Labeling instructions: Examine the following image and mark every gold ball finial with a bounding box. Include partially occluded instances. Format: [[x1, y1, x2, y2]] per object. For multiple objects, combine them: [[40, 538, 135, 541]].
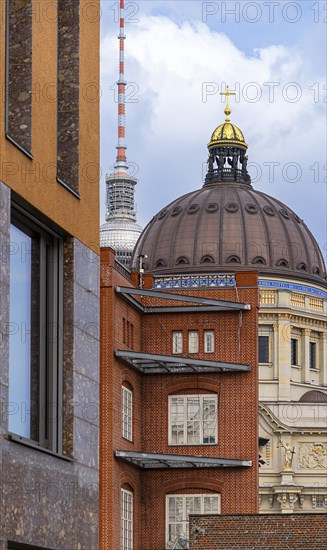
[[220, 85, 236, 122]]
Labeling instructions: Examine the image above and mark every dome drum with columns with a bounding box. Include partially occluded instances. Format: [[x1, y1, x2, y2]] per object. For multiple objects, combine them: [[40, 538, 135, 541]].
[[206, 87, 250, 185]]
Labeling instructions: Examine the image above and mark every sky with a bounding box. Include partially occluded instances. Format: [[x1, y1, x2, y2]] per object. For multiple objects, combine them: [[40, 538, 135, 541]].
[[100, 0, 327, 260]]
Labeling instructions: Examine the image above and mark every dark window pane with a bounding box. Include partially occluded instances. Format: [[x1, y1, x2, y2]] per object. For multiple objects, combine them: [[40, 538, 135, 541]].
[[310, 342, 316, 369], [291, 338, 298, 365], [258, 336, 269, 363], [6, 0, 32, 154]]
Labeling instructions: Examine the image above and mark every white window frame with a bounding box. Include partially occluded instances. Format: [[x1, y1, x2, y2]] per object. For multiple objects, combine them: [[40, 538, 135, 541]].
[[168, 394, 218, 446], [122, 386, 132, 441], [204, 330, 215, 353], [172, 331, 183, 354], [166, 493, 220, 549], [188, 330, 199, 353], [121, 488, 133, 550]]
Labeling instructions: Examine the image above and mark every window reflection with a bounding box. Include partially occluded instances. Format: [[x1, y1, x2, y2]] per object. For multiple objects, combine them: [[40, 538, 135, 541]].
[[9, 223, 39, 440]]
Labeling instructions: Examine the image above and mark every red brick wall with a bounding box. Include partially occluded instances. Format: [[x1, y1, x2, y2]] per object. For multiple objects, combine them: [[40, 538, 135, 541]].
[[189, 514, 327, 549], [100, 249, 143, 550], [100, 251, 259, 549]]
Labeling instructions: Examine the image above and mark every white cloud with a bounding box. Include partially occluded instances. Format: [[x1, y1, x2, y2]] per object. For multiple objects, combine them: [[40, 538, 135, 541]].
[[100, 14, 326, 255]]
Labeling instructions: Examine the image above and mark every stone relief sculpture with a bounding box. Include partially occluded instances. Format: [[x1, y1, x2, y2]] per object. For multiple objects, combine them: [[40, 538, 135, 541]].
[[298, 442, 327, 469]]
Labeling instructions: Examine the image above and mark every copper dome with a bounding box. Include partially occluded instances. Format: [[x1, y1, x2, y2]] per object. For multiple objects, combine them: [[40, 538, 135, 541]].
[[299, 390, 327, 403], [132, 181, 326, 284]]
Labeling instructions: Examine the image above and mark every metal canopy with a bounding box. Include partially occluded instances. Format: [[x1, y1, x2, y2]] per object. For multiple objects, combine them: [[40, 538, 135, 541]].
[[115, 450, 252, 469], [115, 350, 250, 374], [116, 286, 251, 313]]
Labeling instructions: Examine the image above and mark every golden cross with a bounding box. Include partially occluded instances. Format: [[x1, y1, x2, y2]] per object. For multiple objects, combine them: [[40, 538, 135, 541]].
[[220, 85, 236, 121]]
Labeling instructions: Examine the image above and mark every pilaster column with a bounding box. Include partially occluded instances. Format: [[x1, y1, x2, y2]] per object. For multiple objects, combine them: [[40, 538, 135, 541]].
[[273, 324, 278, 380], [278, 317, 291, 401], [320, 332, 327, 386], [302, 328, 311, 384]]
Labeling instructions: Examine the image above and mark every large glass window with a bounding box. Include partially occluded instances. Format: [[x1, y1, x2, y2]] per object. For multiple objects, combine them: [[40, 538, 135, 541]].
[[169, 395, 217, 445], [122, 385, 132, 441], [166, 493, 220, 549], [121, 488, 133, 550], [9, 208, 63, 452]]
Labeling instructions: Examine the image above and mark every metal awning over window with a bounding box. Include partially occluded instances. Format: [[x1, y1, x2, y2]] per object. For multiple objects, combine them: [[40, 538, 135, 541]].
[[115, 350, 250, 374], [116, 286, 251, 313], [115, 450, 252, 469]]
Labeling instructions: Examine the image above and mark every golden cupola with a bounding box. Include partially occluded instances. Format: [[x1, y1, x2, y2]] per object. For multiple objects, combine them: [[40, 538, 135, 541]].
[[205, 85, 250, 185], [208, 86, 248, 151], [208, 121, 247, 150]]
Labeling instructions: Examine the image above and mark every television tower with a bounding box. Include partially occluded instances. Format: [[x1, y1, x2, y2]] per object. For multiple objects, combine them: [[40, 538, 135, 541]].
[[100, 0, 142, 267]]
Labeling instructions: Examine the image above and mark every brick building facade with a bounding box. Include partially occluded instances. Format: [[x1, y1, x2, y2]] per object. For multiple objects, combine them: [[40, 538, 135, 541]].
[[188, 514, 327, 549], [100, 248, 259, 549]]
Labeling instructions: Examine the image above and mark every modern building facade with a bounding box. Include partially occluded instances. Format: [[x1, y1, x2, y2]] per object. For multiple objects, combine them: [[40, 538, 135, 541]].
[[100, 247, 259, 549], [0, 1, 100, 548], [132, 98, 327, 518]]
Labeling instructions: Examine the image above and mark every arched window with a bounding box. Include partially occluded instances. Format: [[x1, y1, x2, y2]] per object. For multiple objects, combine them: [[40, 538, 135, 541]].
[[121, 487, 133, 550], [176, 256, 190, 265], [276, 259, 289, 268], [252, 256, 266, 265], [226, 255, 241, 264], [200, 255, 215, 264], [122, 384, 133, 441], [155, 258, 167, 268], [166, 493, 220, 548]]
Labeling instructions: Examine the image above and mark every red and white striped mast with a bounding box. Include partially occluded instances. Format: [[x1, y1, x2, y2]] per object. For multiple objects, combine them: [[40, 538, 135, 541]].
[[105, 0, 138, 222], [115, 0, 128, 174]]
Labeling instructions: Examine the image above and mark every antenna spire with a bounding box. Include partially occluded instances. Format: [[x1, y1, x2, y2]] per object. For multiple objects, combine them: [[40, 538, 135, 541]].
[[116, 0, 127, 173]]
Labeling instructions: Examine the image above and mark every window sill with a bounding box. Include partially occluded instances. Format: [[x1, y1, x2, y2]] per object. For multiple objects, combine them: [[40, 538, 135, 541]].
[[291, 364, 302, 369], [168, 443, 218, 447], [56, 176, 80, 199], [5, 133, 34, 159], [6, 433, 74, 462]]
